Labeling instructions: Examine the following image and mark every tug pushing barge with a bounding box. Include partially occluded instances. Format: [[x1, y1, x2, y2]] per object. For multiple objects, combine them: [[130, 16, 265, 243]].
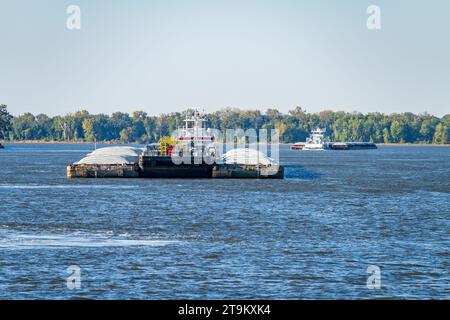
[[290, 128, 377, 151], [67, 111, 284, 179]]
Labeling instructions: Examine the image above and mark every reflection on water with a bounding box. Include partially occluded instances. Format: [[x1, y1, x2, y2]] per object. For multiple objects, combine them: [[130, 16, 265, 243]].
[[0, 144, 449, 299]]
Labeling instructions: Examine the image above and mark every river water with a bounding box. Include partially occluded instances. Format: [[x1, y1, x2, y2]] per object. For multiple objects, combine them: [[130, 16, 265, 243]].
[[0, 144, 449, 299]]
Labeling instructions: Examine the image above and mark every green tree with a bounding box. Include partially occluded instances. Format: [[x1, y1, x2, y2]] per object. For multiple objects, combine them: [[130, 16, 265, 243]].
[[35, 114, 53, 140], [442, 126, 449, 144], [119, 128, 132, 143], [420, 120, 433, 143], [442, 114, 450, 125], [61, 114, 76, 141], [390, 120, 405, 143], [110, 112, 132, 140], [12, 113, 37, 140], [433, 124, 449, 144], [5, 108, 450, 144], [82, 118, 95, 141], [92, 114, 112, 141], [73, 110, 90, 140], [0, 104, 13, 140], [383, 128, 390, 143]]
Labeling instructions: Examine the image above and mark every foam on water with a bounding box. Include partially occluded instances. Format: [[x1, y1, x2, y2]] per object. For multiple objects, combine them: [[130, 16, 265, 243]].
[[0, 232, 180, 248], [0, 185, 136, 189]]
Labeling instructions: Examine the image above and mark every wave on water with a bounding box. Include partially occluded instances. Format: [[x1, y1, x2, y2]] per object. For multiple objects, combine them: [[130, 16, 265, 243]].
[[0, 185, 137, 190], [0, 232, 180, 248], [3, 147, 93, 153], [284, 166, 321, 180]]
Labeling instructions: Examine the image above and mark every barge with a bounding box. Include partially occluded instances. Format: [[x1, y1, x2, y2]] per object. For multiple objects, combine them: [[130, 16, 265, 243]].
[[67, 163, 140, 178], [67, 111, 284, 179], [328, 142, 377, 150]]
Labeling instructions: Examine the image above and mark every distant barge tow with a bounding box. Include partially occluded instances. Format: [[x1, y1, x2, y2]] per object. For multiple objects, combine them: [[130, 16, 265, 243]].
[[290, 128, 377, 151]]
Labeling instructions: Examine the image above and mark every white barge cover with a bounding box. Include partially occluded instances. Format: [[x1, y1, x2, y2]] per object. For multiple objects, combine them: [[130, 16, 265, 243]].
[[221, 148, 278, 166], [75, 146, 143, 165]]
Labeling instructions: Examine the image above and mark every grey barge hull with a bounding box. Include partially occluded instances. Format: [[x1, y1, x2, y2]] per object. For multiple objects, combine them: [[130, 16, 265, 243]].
[[328, 142, 377, 150], [67, 163, 140, 178], [67, 156, 284, 179], [139, 156, 213, 178], [212, 163, 284, 179]]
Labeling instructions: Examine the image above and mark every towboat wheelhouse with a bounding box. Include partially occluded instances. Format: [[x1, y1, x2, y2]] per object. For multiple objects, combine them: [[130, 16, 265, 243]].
[[173, 110, 216, 158]]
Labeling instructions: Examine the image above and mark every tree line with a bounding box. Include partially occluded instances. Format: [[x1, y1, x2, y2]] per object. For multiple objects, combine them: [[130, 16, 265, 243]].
[[1, 104, 449, 144]]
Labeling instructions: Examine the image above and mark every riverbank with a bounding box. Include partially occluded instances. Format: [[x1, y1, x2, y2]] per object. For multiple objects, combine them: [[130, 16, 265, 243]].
[[378, 143, 450, 147]]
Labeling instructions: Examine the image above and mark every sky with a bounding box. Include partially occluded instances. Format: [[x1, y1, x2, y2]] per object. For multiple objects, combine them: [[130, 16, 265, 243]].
[[0, 0, 449, 117]]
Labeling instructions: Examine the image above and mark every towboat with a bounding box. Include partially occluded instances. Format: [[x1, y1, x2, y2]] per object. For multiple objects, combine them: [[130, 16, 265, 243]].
[[290, 128, 377, 151], [139, 110, 216, 178], [302, 128, 328, 151], [68, 110, 284, 179]]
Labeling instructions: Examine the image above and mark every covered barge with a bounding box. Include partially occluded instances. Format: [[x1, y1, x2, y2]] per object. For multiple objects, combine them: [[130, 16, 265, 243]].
[[67, 111, 284, 179], [67, 152, 283, 179]]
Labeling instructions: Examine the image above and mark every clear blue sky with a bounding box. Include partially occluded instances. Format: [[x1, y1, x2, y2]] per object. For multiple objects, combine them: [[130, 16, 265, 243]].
[[1, 0, 449, 116]]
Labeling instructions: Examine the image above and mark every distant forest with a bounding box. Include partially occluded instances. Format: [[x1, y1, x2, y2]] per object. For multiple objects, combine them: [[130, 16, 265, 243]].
[[1, 104, 450, 144]]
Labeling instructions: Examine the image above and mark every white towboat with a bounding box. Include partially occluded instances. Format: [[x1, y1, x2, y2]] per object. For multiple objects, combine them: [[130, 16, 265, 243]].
[[302, 128, 328, 151], [174, 110, 216, 158], [290, 128, 378, 151]]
